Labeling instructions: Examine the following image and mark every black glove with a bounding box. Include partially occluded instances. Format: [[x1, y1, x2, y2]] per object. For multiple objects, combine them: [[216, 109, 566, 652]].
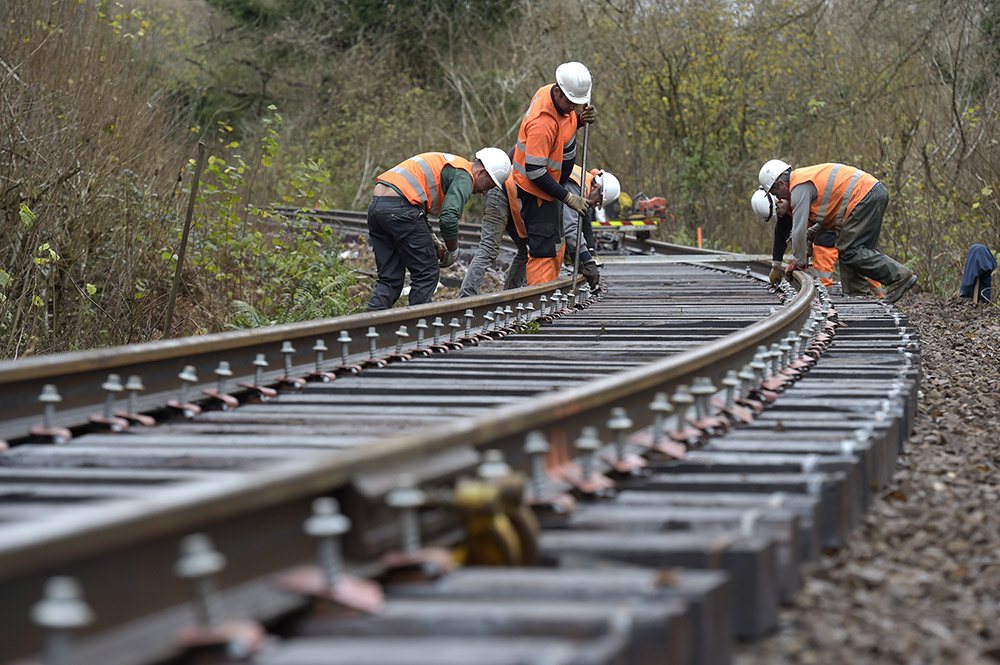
[[564, 192, 590, 216], [581, 260, 600, 290], [769, 261, 783, 285], [580, 104, 598, 124]]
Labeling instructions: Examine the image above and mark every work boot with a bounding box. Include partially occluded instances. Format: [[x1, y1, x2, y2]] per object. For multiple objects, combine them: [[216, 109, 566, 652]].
[[884, 269, 917, 304]]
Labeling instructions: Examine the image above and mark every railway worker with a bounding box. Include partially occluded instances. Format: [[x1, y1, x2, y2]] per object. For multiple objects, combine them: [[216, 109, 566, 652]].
[[366, 148, 511, 310], [752, 187, 884, 296], [513, 61, 598, 285], [562, 166, 621, 292], [757, 160, 917, 304], [459, 151, 530, 297]]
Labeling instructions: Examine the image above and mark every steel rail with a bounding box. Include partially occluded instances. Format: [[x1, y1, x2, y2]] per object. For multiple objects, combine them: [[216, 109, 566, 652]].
[[0, 279, 581, 444], [0, 267, 813, 580]]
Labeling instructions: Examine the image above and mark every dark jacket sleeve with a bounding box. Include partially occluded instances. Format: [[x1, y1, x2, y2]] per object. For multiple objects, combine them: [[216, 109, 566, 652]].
[[772, 214, 792, 263]]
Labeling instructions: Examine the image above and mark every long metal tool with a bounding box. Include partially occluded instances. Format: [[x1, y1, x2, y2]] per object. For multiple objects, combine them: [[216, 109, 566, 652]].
[[570, 121, 591, 301]]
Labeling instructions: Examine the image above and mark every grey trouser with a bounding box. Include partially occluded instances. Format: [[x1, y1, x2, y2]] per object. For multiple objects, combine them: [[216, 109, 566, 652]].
[[836, 183, 909, 295], [459, 187, 528, 297], [366, 196, 439, 310]]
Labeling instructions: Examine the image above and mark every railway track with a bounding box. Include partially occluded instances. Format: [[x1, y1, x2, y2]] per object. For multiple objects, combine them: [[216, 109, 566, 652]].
[[0, 249, 919, 665]]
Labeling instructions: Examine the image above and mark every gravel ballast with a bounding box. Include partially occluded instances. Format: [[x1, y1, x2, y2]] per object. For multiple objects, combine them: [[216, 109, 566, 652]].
[[736, 293, 1000, 665]]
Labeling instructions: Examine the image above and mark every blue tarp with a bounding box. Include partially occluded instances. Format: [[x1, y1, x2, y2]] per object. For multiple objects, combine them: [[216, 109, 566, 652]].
[[959, 243, 996, 301]]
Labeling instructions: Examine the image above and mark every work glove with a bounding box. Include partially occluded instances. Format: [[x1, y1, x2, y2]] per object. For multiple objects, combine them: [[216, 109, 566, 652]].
[[580, 260, 601, 290], [580, 104, 598, 124], [785, 259, 808, 279], [769, 261, 784, 285], [439, 248, 459, 268], [563, 192, 590, 216]]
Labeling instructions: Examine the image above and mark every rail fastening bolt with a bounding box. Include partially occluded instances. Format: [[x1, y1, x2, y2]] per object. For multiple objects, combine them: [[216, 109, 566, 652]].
[[415, 319, 428, 346], [395, 326, 408, 355], [670, 385, 695, 431], [432, 317, 445, 344], [607, 407, 632, 463], [31, 576, 94, 665], [477, 449, 511, 480], [125, 375, 145, 415], [337, 331, 352, 365], [464, 309, 474, 338], [575, 426, 601, 480], [386, 476, 426, 554], [690, 377, 716, 421], [304, 497, 350, 588], [366, 327, 379, 359], [252, 353, 268, 386], [313, 339, 328, 372], [214, 361, 233, 395], [524, 431, 550, 500], [177, 365, 198, 404], [101, 374, 123, 420], [649, 392, 673, 447], [174, 533, 226, 630]]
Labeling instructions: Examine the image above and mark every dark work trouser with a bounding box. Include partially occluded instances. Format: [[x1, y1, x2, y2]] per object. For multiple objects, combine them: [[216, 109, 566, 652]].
[[366, 196, 439, 310], [836, 183, 909, 294]]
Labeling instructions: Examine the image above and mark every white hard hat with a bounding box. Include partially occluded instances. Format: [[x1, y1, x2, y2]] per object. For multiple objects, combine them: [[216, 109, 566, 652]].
[[475, 147, 512, 188], [758, 159, 791, 192], [593, 171, 621, 208], [555, 62, 592, 105], [751, 187, 775, 221]]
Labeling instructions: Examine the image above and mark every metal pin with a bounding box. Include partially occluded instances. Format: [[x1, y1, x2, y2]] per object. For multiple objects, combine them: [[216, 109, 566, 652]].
[[464, 310, 474, 338], [174, 533, 226, 630], [386, 476, 425, 554], [524, 431, 550, 500], [504, 306, 513, 326], [281, 341, 296, 380], [477, 449, 511, 479], [482, 311, 494, 334], [101, 374, 123, 420], [415, 319, 428, 346], [304, 497, 350, 588], [38, 384, 62, 430], [737, 365, 756, 399], [515, 302, 525, 325], [394, 326, 409, 355], [670, 385, 694, 431], [214, 362, 232, 395], [575, 426, 601, 480], [433, 317, 445, 344], [607, 407, 633, 463], [449, 318, 461, 342], [539, 295, 549, 316], [721, 370, 740, 409], [366, 327, 379, 359], [649, 392, 673, 447], [690, 377, 716, 421], [177, 365, 198, 404], [252, 353, 268, 386], [125, 375, 144, 415], [525, 302, 536, 320], [338, 331, 352, 364], [313, 339, 328, 372], [31, 576, 94, 665]]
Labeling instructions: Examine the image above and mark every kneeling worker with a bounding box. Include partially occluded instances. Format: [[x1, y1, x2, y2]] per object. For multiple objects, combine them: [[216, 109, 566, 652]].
[[367, 148, 511, 310]]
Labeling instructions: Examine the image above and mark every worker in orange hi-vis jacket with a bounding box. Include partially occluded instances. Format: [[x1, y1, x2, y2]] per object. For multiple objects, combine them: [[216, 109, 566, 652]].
[[367, 149, 511, 310], [753, 187, 884, 296], [755, 160, 916, 304], [512, 62, 598, 286]]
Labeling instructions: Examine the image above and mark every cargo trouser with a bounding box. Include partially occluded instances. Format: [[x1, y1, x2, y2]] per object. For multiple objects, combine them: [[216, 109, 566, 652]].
[[459, 187, 528, 297], [518, 187, 564, 286], [366, 196, 439, 310], [835, 183, 908, 295]]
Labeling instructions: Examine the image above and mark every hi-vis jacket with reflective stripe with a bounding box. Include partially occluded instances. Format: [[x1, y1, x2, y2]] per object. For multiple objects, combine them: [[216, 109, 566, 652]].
[[513, 84, 580, 202], [377, 152, 473, 217], [790, 163, 878, 232], [568, 164, 596, 191]]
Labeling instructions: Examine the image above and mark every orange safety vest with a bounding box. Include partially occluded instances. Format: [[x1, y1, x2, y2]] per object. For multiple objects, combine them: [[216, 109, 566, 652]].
[[513, 84, 580, 202], [376, 152, 473, 217], [568, 165, 596, 195], [790, 164, 878, 232]]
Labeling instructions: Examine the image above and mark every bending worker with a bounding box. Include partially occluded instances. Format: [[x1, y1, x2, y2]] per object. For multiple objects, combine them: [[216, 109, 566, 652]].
[[751, 187, 884, 296], [513, 61, 598, 285], [562, 165, 621, 292], [757, 159, 917, 304], [459, 151, 529, 297], [367, 148, 511, 310]]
